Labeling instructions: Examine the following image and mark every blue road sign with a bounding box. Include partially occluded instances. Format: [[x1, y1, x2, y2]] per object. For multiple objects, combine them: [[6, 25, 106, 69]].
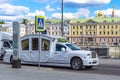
[[35, 16, 46, 32]]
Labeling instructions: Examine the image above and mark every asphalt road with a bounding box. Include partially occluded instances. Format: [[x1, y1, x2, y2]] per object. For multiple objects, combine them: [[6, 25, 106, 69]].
[[49, 63, 120, 76], [1, 60, 120, 77]]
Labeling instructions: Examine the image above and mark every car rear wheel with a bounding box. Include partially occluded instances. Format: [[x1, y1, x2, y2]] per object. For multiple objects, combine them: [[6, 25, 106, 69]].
[[71, 57, 83, 70]]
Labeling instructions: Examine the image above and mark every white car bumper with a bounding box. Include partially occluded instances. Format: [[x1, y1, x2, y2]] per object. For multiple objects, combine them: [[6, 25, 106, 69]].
[[83, 58, 99, 66]]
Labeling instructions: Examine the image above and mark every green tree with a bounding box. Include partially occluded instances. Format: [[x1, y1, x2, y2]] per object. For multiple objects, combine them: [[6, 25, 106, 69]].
[[0, 20, 5, 24], [21, 18, 28, 25]]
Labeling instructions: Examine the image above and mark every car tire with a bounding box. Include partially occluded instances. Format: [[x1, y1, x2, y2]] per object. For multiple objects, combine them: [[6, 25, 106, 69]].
[[71, 57, 83, 70]]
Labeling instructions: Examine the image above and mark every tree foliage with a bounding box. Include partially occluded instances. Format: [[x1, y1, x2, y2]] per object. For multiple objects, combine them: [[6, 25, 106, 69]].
[[21, 18, 28, 25], [0, 20, 5, 24]]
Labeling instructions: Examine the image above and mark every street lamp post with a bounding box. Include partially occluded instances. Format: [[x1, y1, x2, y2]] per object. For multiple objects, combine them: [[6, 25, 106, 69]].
[[61, 0, 64, 36]]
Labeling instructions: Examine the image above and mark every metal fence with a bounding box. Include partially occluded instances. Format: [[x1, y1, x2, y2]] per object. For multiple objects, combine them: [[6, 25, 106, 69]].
[[109, 46, 120, 59], [79, 45, 120, 59]]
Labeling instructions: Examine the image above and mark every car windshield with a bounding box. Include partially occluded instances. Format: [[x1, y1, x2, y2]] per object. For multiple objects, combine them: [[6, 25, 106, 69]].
[[65, 43, 81, 50]]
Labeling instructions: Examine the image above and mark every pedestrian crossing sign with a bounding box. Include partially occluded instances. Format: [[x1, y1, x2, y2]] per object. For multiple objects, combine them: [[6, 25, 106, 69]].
[[35, 16, 46, 32]]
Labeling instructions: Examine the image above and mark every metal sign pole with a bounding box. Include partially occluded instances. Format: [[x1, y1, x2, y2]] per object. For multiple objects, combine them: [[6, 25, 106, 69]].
[[35, 16, 46, 69], [38, 32, 41, 69]]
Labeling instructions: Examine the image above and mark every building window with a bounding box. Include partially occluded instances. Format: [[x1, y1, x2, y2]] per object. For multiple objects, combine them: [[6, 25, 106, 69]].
[[86, 32, 88, 34], [100, 25, 102, 29], [100, 38, 101, 42], [107, 31, 109, 35], [112, 38, 113, 42], [116, 25, 118, 29], [111, 31, 113, 35], [76, 32, 79, 35], [103, 25, 105, 29], [90, 32, 92, 34], [80, 32, 82, 35], [90, 26, 91, 29], [77, 26, 79, 29], [116, 31, 118, 35], [80, 26, 82, 29], [107, 25, 109, 29], [73, 32, 75, 35], [52, 32, 54, 35], [73, 26, 75, 29], [104, 32, 105, 35], [112, 25, 114, 28], [100, 32, 102, 35], [86, 26, 88, 29]]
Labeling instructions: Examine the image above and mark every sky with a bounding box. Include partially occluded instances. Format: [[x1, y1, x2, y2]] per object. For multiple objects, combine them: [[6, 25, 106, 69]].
[[0, 0, 120, 22]]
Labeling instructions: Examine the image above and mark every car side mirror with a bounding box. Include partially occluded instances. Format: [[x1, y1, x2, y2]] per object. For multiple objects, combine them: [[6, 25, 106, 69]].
[[61, 47, 66, 52]]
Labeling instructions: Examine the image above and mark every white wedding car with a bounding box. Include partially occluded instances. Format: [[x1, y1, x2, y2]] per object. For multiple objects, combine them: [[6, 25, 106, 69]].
[[4, 34, 98, 70]]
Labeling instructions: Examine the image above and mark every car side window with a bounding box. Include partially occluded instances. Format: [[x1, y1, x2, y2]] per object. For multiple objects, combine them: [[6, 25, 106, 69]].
[[41, 38, 50, 51], [3, 41, 11, 49], [56, 44, 66, 51], [21, 39, 29, 50], [32, 38, 38, 50]]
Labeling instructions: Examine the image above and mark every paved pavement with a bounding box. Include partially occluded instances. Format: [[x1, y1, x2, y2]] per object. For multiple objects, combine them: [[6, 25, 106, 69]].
[[0, 59, 120, 80], [99, 58, 120, 65]]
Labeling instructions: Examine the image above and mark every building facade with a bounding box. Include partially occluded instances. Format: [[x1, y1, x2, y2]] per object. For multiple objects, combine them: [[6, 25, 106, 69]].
[[46, 23, 61, 36], [70, 18, 120, 45], [0, 24, 26, 37]]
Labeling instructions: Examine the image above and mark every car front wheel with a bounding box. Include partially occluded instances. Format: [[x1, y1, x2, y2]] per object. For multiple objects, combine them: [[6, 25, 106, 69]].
[[71, 57, 83, 70]]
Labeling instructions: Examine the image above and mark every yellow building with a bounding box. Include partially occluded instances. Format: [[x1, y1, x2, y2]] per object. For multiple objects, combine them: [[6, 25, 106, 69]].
[[70, 18, 120, 45]]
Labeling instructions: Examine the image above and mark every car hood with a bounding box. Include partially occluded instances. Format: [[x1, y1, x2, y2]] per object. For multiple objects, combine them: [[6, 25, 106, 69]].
[[69, 50, 92, 55]]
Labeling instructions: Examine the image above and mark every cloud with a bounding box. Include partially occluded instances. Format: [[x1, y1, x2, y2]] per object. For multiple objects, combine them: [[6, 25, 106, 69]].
[[51, 8, 90, 19], [57, 7, 61, 11], [0, 15, 24, 21], [64, 0, 111, 4], [64, 0, 111, 7], [26, 10, 45, 17], [51, 13, 74, 19], [95, 8, 120, 17], [74, 8, 90, 18], [0, 0, 9, 4], [0, 3, 29, 21], [0, 4, 29, 16], [45, 5, 54, 12]]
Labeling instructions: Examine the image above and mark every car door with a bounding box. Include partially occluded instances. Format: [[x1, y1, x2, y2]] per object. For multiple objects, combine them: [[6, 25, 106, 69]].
[[40, 37, 51, 62], [29, 37, 39, 62], [52, 44, 68, 64], [20, 37, 33, 62]]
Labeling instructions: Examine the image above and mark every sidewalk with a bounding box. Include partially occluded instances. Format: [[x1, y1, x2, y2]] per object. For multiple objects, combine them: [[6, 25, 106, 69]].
[[99, 58, 120, 65], [0, 62, 120, 80]]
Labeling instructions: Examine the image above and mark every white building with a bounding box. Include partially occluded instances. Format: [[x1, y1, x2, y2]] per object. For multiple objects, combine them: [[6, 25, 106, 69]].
[[46, 23, 61, 36], [0, 23, 26, 37]]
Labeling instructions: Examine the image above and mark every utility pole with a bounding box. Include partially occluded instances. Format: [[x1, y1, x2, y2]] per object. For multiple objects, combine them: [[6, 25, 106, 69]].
[[61, 0, 64, 36]]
